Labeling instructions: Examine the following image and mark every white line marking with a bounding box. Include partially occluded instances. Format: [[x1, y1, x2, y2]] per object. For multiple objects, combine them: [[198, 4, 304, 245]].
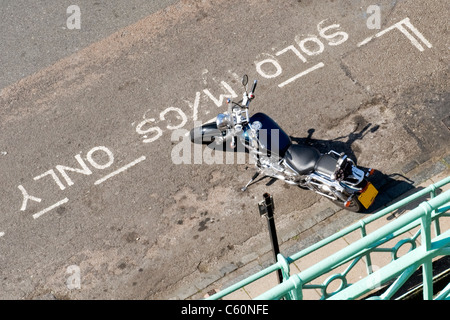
[[94, 156, 146, 185], [396, 20, 432, 51], [0, 232, 5, 238], [357, 17, 432, 51], [357, 36, 374, 47], [186, 91, 201, 122], [18, 184, 42, 211], [33, 198, 69, 220], [375, 23, 397, 38], [205, 116, 217, 124], [278, 62, 325, 88], [402, 19, 432, 49]]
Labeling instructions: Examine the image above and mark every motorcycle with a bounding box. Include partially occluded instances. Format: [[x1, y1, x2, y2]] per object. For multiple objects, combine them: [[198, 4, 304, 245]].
[[190, 75, 378, 212]]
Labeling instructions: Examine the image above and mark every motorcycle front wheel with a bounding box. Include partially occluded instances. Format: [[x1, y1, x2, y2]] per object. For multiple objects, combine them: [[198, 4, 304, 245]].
[[190, 123, 222, 144]]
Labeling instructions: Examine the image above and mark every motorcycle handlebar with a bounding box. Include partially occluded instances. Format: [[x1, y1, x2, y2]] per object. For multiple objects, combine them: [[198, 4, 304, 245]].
[[251, 80, 257, 94]]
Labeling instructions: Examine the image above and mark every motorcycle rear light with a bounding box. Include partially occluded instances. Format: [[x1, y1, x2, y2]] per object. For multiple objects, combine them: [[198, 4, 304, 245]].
[[366, 168, 375, 177]]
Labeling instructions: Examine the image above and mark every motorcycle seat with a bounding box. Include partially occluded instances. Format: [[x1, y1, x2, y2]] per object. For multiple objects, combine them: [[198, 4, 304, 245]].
[[285, 144, 321, 175], [314, 154, 339, 178]]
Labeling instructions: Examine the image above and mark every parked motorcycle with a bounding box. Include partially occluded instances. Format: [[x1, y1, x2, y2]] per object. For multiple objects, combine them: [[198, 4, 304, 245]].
[[190, 75, 378, 212]]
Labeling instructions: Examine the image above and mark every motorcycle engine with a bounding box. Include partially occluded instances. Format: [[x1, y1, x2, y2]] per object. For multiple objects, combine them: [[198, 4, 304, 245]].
[[258, 156, 283, 177], [258, 156, 300, 184]]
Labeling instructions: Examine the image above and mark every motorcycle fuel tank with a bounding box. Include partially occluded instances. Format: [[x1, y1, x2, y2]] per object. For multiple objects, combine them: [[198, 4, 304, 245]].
[[242, 112, 292, 156]]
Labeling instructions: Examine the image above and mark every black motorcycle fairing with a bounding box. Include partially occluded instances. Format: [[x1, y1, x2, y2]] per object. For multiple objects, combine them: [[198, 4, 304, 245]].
[[284, 144, 321, 175], [190, 122, 223, 143], [248, 113, 292, 157]]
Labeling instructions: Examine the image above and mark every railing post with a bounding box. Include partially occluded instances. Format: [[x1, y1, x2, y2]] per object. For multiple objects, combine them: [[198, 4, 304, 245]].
[[277, 254, 293, 300], [419, 202, 433, 300], [359, 220, 374, 276], [429, 184, 442, 237], [422, 260, 433, 300]]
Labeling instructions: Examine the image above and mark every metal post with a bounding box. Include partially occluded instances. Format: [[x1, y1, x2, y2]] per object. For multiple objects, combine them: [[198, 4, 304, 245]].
[[259, 193, 283, 284]]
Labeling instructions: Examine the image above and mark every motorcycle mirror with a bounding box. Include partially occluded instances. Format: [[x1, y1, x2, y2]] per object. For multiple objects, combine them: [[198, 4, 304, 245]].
[[242, 74, 248, 87], [370, 124, 380, 133]]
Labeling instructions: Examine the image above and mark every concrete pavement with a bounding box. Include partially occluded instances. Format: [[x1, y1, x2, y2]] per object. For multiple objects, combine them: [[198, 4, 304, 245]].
[[183, 151, 450, 300], [1, 0, 449, 300]]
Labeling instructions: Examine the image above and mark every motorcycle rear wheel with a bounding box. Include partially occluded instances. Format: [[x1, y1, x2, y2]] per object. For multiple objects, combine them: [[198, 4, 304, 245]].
[[332, 197, 363, 213]]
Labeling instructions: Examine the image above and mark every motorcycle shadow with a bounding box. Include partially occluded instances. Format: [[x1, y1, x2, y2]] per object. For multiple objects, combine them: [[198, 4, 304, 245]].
[[290, 124, 377, 164], [290, 126, 422, 214]]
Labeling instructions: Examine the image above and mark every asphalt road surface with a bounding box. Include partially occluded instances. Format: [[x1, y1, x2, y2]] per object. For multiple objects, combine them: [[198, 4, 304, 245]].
[[0, 0, 449, 299]]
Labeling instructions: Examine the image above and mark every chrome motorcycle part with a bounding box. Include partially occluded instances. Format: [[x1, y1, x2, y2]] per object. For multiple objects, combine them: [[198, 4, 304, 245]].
[[216, 113, 231, 131]]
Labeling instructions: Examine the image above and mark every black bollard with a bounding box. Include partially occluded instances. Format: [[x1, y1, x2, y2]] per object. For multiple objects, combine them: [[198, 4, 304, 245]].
[[258, 193, 283, 284]]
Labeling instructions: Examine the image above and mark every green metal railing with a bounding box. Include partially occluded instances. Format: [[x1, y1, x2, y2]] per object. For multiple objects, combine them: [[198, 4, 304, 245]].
[[206, 176, 450, 300]]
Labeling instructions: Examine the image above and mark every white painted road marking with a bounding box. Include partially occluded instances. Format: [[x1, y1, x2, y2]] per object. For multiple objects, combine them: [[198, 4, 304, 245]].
[[278, 62, 325, 88], [18, 184, 42, 211], [32, 198, 69, 220], [94, 156, 146, 185], [357, 18, 432, 51], [26, 154, 146, 219], [6, 15, 435, 235], [0, 232, 5, 238]]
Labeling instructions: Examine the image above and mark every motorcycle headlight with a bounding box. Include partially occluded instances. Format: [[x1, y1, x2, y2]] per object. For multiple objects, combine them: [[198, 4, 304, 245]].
[[216, 113, 230, 131]]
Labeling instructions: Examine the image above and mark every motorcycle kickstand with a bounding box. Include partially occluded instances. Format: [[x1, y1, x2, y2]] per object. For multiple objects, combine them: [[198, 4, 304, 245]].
[[241, 170, 262, 192]]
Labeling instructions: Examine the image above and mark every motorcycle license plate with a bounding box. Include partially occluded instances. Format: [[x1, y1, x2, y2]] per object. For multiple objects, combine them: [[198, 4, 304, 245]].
[[358, 183, 378, 209]]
